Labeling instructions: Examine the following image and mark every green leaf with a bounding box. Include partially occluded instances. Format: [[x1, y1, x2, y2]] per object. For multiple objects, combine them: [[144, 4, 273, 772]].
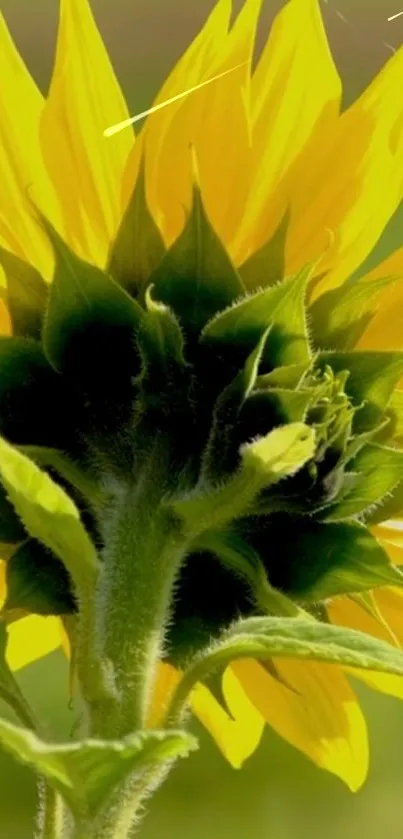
[[0, 721, 197, 818], [41, 220, 144, 381], [315, 350, 403, 431], [4, 540, 75, 616], [0, 337, 78, 450], [242, 515, 403, 601], [323, 443, 403, 521], [202, 267, 312, 368], [0, 437, 99, 590], [149, 181, 244, 332], [18, 446, 106, 508], [308, 275, 398, 350], [239, 211, 290, 291], [168, 615, 403, 722], [107, 155, 166, 295], [201, 328, 271, 482], [0, 248, 48, 340]]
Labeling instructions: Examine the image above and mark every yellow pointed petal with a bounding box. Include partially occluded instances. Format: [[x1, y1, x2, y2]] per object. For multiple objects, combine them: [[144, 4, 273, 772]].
[[6, 615, 62, 671], [354, 250, 403, 350], [328, 590, 403, 700], [232, 658, 368, 790], [124, 0, 261, 249], [0, 13, 62, 278], [232, 0, 341, 266], [122, 0, 232, 243], [286, 42, 403, 297], [191, 671, 264, 768], [40, 0, 133, 266], [371, 522, 403, 565]]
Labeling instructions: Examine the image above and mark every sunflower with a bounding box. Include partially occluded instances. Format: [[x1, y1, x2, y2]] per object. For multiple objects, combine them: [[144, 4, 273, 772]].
[[1, 0, 403, 807]]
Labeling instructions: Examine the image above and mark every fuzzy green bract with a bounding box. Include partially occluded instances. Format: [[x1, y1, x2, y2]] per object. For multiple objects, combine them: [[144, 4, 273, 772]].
[[0, 183, 403, 657]]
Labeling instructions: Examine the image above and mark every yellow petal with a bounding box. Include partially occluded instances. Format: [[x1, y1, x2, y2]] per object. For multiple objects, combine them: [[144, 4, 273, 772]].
[[40, 0, 133, 266], [232, 658, 368, 790], [124, 0, 260, 249], [6, 615, 62, 671], [122, 0, 232, 243], [0, 559, 6, 607], [328, 590, 403, 701], [147, 662, 182, 728], [0, 299, 11, 335], [0, 13, 62, 278], [286, 42, 403, 297], [191, 670, 264, 768], [354, 250, 403, 350], [232, 0, 341, 266], [371, 522, 403, 565]]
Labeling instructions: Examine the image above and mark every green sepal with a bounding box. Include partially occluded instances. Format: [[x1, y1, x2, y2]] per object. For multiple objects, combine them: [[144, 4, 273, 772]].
[[149, 180, 244, 333], [308, 275, 398, 350], [378, 389, 403, 444], [315, 350, 403, 431], [322, 443, 403, 521], [364, 479, 403, 525], [0, 721, 197, 819], [195, 528, 305, 618], [168, 616, 403, 723], [41, 219, 144, 383], [238, 386, 316, 432], [107, 155, 166, 295], [200, 328, 271, 482], [0, 436, 99, 592], [239, 211, 290, 291], [171, 423, 315, 538], [135, 285, 186, 379], [0, 337, 78, 449], [256, 362, 310, 390], [241, 515, 403, 601], [343, 421, 390, 462], [0, 248, 48, 340], [0, 482, 26, 544], [3, 539, 75, 616], [202, 267, 312, 369]]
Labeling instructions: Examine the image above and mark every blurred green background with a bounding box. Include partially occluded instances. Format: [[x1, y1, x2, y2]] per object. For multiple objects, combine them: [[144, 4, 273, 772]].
[[1, 0, 403, 836]]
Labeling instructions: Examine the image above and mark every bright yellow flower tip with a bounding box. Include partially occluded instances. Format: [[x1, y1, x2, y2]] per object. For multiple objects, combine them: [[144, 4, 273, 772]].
[[328, 590, 403, 702], [123, 0, 260, 249], [230, 658, 368, 791], [355, 250, 403, 351], [192, 669, 264, 768], [40, 0, 134, 267], [5, 615, 62, 672], [231, 0, 341, 266], [0, 559, 63, 670], [149, 662, 264, 769], [371, 523, 403, 566], [0, 13, 62, 279], [286, 40, 403, 296]]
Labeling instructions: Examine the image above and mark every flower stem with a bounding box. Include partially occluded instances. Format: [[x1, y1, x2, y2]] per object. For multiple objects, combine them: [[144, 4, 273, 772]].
[[100, 497, 187, 735], [35, 784, 70, 839], [94, 443, 190, 738]]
